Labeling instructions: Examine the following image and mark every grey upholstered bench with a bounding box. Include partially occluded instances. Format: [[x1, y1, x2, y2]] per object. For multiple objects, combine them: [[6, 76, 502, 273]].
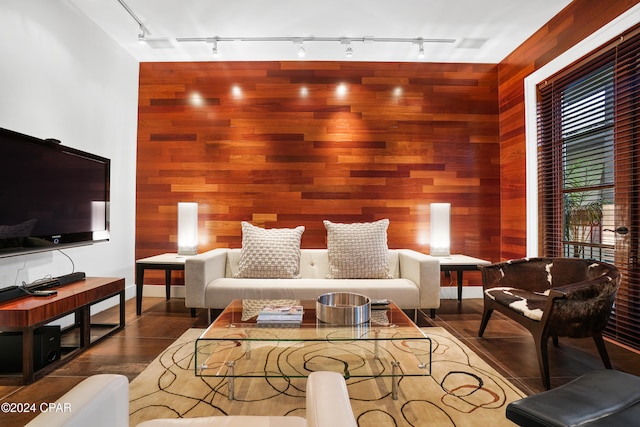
[[506, 369, 640, 426]]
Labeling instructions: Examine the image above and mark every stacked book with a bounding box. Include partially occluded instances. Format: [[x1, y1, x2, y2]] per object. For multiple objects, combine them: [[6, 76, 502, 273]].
[[256, 305, 304, 326]]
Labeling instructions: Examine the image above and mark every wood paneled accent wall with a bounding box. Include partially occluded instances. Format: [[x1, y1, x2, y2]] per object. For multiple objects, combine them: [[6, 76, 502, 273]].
[[497, 0, 639, 259], [136, 62, 499, 277]]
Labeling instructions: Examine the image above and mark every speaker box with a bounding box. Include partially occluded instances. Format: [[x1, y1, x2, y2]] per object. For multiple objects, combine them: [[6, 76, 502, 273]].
[[0, 326, 61, 373]]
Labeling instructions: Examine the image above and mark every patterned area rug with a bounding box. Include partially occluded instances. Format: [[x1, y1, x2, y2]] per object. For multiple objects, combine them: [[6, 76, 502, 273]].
[[129, 327, 524, 426]]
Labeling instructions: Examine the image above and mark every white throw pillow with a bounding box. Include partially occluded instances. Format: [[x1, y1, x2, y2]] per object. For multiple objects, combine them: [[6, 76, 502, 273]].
[[324, 219, 392, 279], [235, 222, 305, 278]]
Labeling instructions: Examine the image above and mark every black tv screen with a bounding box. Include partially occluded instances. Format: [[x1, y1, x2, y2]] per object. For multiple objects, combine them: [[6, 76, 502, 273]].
[[0, 127, 110, 257]]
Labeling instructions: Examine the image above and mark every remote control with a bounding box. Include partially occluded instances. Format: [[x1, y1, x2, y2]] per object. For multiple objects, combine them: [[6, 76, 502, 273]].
[[32, 290, 57, 297]]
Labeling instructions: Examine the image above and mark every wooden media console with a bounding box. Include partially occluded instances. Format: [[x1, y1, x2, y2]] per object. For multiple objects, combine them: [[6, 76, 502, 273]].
[[0, 277, 125, 384]]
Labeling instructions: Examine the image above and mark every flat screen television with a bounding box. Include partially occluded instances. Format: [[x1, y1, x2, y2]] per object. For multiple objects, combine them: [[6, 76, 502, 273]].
[[0, 127, 110, 258]]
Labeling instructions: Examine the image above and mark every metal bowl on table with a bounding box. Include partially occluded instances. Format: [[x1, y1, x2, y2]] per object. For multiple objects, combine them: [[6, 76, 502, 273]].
[[316, 292, 371, 325]]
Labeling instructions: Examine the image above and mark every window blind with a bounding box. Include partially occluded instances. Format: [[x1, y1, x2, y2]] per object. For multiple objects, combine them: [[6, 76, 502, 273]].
[[537, 26, 640, 351]]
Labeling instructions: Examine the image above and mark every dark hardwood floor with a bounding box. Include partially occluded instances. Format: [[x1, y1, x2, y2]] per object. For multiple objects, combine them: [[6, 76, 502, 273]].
[[2, 294, 639, 426]]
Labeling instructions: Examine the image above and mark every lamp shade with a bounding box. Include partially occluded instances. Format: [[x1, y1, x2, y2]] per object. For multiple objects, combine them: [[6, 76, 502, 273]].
[[430, 203, 451, 256], [177, 202, 198, 256]]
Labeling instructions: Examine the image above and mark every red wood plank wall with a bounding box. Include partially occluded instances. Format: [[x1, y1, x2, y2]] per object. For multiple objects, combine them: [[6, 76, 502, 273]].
[[497, 0, 639, 259], [136, 62, 500, 275]]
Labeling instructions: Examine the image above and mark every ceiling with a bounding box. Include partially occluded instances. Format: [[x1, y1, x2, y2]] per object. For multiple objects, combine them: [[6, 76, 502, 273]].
[[69, 0, 572, 63]]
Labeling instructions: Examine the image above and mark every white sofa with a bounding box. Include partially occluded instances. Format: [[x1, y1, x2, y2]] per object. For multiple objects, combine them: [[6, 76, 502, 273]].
[[185, 248, 440, 318], [136, 371, 357, 427], [25, 371, 357, 427], [25, 374, 129, 427]]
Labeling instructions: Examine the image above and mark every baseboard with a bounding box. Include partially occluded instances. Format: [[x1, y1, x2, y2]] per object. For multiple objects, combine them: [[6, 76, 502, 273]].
[[440, 285, 483, 300]]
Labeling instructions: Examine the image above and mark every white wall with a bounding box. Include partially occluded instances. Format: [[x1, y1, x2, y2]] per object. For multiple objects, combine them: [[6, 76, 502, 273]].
[[0, 1, 138, 302]]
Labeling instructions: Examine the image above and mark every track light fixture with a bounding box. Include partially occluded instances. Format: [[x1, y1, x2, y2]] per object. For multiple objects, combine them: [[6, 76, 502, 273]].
[[119, 0, 459, 60], [176, 36, 459, 62], [293, 38, 306, 58], [138, 25, 146, 44], [341, 39, 354, 58], [345, 44, 353, 57], [170, 34, 461, 60], [211, 39, 219, 57], [118, 0, 151, 43]]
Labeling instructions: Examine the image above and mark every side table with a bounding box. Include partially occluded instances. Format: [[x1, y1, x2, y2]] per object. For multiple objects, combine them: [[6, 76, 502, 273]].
[[135, 253, 191, 315], [438, 255, 491, 302]]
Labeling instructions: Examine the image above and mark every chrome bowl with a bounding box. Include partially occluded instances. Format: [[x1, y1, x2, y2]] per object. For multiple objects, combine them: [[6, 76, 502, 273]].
[[316, 292, 371, 325]]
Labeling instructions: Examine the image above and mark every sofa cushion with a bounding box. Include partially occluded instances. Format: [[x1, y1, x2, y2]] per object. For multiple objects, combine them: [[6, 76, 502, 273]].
[[484, 287, 546, 321], [235, 222, 305, 279], [205, 278, 419, 309], [324, 219, 392, 279]]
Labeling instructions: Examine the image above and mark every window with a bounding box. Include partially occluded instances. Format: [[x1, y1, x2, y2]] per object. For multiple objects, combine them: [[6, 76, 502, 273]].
[[537, 26, 640, 351], [561, 64, 615, 261]]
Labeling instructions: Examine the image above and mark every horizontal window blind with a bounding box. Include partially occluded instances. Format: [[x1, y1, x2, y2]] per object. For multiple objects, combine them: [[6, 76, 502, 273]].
[[537, 26, 640, 351], [608, 29, 640, 350]]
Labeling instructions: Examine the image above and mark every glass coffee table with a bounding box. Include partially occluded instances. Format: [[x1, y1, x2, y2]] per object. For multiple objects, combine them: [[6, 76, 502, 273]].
[[195, 299, 431, 400]]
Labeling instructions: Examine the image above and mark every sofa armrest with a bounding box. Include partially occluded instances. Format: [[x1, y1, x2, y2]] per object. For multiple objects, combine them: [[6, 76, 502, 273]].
[[25, 374, 129, 427], [306, 371, 357, 427], [550, 274, 616, 300], [397, 249, 441, 309], [185, 248, 228, 309], [136, 373, 353, 427]]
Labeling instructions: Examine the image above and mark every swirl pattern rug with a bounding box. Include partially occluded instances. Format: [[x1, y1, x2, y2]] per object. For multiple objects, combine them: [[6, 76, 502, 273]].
[[129, 327, 524, 426]]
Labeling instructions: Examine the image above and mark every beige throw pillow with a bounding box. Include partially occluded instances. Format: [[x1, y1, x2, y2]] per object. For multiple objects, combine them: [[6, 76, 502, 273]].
[[324, 219, 392, 279], [235, 222, 305, 278]]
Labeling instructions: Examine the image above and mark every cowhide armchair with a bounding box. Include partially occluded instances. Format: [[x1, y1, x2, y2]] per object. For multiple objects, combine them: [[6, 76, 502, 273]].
[[478, 257, 620, 389]]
